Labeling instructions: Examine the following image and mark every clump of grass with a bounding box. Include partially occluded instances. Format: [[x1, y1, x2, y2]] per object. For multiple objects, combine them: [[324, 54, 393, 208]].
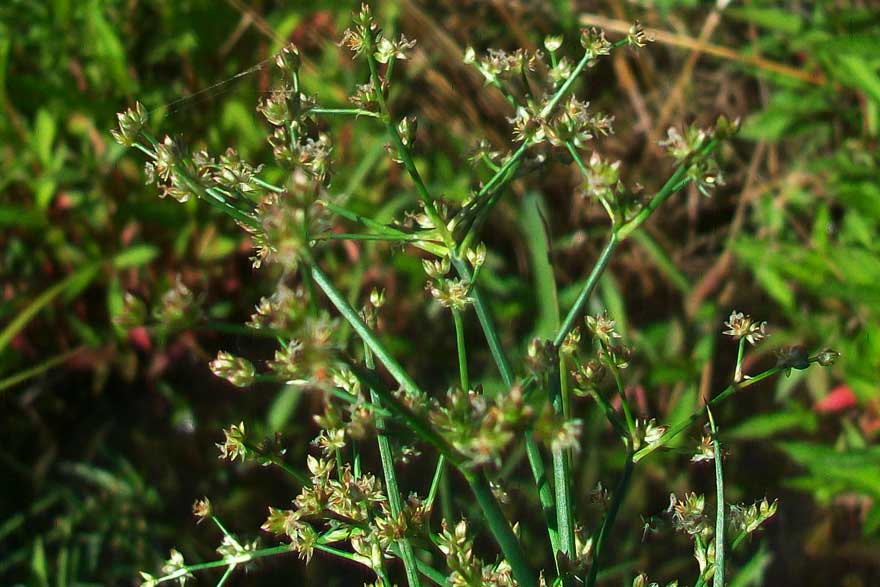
[[115, 5, 837, 587]]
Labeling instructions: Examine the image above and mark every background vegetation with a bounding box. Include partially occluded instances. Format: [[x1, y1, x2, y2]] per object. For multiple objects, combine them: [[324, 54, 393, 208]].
[[1, 1, 878, 585]]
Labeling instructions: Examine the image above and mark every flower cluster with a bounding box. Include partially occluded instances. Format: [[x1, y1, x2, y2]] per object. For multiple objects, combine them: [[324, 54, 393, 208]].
[[729, 497, 778, 536], [267, 314, 338, 387], [153, 276, 202, 330], [247, 285, 310, 332], [209, 351, 256, 388], [430, 385, 533, 466], [668, 492, 709, 536], [723, 310, 768, 345], [437, 519, 517, 587], [111, 101, 148, 147], [633, 418, 668, 451]]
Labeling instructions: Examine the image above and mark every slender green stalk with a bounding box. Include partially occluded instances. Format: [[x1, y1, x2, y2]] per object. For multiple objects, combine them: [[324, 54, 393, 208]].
[[311, 107, 381, 118], [312, 232, 443, 244], [214, 565, 234, 587], [633, 365, 787, 463], [733, 337, 746, 383], [425, 454, 446, 513], [307, 257, 424, 399], [463, 471, 539, 587], [708, 408, 725, 587], [616, 140, 720, 241], [307, 255, 535, 586], [365, 52, 453, 248], [0, 347, 84, 394], [451, 259, 559, 553], [584, 446, 634, 587], [610, 364, 636, 439], [554, 234, 618, 347], [321, 201, 448, 257], [364, 338, 422, 587], [451, 309, 470, 391], [149, 545, 293, 585]]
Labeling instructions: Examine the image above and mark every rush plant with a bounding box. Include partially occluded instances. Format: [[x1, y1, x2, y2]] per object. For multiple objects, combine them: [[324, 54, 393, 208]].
[[116, 6, 837, 587]]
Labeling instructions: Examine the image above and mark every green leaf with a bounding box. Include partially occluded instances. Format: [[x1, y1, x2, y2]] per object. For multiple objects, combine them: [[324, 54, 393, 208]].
[[726, 7, 802, 34], [267, 384, 304, 433], [727, 409, 817, 440], [779, 442, 880, 498], [31, 539, 49, 587], [520, 192, 559, 338], [32, 109, 56, 168], [835, 54, 880, 107], [111, 244, 159, 269]]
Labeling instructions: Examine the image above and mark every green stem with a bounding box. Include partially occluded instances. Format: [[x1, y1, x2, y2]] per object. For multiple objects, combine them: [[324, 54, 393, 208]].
[[425, 454, 446, 513], [321, 201, 447, 257], [584, 446, 634, 587], [734, 337, 746, 383], [610, 364, 636, 439], [452, 258, 559, 553], [311, 107, 381, 118], [708, 408, 725, 587], [616, 139, 720, 241], [364, 338, 422, 587], [151, 545, 292, 584], [214, 565, 234, 587], [366, 53, 453, 248], [634, 362, 819, 463], [451, 308, 470, 391], [463, 471, 538, 587], [554, 234, 618, 347], [0, 347, 85, 393], [312, 232, 443, 244]]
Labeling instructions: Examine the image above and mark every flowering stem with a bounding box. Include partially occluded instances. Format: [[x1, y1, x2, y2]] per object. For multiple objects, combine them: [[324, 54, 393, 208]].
[[462, 470, 539, 587], [708, 407, 725, 587], [565, 141, 615, 222], [452, 258, 560, 554], [306, 256, 535, 586], [364, 338, 422, 587], [634, 357, 823, 462], [616, 139, 720, 241], [149, 545, 293, 585], [366, 52, 454, 249], [584, 444, 634, 587], [311, 107, 381, 118], [554, 233, 618, 347], [733, 337, 746, 383]]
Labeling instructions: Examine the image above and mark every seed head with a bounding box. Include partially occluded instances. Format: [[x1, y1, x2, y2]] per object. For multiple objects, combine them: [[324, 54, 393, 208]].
[[111, 102, 148, 147], [209, 351, 256, 388], [217, 422, 248, 462]]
